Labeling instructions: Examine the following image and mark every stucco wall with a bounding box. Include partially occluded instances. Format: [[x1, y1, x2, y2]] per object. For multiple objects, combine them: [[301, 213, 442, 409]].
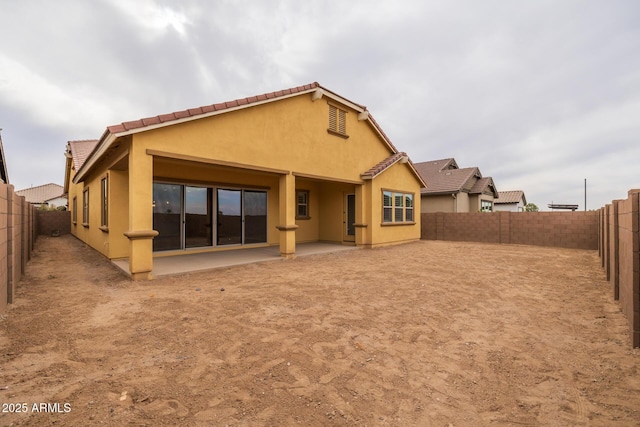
[[67, 91, 423, 263], [421, 194, 455, 213], [421, 193, 472, 213]]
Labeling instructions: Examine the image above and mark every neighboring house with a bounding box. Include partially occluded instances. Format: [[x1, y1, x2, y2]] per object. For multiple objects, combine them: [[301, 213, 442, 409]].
[[413, 158, 498, 212], [0, 129, 9, 184], [64, 82, 426, 280], [16, 183, 67, 208], [494, 190, 527, 212]]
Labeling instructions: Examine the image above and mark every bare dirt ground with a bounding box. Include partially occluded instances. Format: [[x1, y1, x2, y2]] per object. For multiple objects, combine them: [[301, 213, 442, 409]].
[[1, 235, 639, 426]]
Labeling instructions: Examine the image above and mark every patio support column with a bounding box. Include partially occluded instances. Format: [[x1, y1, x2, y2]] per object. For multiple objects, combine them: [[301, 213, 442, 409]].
[[354, 184, 368, 246], [276, 172, 298, 258], [124, 144, 158, 280]]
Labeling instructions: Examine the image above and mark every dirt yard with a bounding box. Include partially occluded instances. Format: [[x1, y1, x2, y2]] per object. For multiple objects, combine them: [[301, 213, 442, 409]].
[[1, 236, 639, 426]]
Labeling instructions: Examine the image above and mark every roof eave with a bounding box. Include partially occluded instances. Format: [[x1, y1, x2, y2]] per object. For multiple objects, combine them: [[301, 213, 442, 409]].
[[72, 83, 408, 185], [75, 87, 333, 183], [73, 130, 115, 184]]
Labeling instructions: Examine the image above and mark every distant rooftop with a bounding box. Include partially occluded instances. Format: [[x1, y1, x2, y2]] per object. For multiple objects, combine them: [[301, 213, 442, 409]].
[[496, 190, 526, 205], [16, 183, 65, 204]]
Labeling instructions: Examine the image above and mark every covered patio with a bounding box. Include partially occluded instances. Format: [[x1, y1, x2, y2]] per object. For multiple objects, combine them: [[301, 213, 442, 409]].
[[112, 242, 358, 278]]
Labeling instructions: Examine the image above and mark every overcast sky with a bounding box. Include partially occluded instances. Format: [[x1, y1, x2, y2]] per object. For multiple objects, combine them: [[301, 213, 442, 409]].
[[1, 0, 638, 210]]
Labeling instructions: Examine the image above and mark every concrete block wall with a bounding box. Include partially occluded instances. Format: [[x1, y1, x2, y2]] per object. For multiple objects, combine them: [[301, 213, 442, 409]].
[[0, 183, 36, 312], [601, 190, 640, 347], [37, 210, 71, 236], [421, 211, 598, 250], [0, 185, 8, 312]]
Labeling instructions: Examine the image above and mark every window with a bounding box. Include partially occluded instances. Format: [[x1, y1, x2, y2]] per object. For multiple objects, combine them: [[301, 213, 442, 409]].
[[383, 191, 393, 222], [382, 190, 415, 224], [405, 194, 414, 222], [394, 193, 404, 222], [100, 177, 108, 228], [328, 104, 348, 138], [82, 188, 89, 226], [296, 190, 309, 219], [481, 200, 493, 212], [72, 197, 77, 223]]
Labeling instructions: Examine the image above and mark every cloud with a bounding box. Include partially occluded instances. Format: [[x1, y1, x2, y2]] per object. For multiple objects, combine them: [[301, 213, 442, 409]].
[[0, 0, 639, 210], [107, 0, 192, 39], [0, 54, 114, 135]]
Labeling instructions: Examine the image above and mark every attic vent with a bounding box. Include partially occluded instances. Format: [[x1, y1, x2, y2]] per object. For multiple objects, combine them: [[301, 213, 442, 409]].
[[328, 104, 348, 139]]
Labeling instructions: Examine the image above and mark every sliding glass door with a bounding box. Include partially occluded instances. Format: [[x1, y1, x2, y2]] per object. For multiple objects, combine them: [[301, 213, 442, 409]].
[[216, 189, 242, 246], [153, 184, 182, 251], [244, 190, 267, 244], [153, 182, 267, 251], [185, 186, 213, 248]]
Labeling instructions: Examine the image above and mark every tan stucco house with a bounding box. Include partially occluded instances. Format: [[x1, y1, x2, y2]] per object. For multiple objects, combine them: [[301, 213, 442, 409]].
[[494, 190, 527, 212], [16, 183, 67, 208], [64, 82, 426, 280], [0, 129, 9, 184], [413, 158, 498, 212]]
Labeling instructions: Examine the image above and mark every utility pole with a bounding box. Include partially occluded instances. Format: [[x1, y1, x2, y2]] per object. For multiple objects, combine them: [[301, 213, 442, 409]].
[[584, 178, 587, 211]]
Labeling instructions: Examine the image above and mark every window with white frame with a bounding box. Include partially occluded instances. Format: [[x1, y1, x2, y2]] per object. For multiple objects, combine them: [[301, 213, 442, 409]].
[[296, 190, 309, 219], [405, 194, 414, 221], [100, 176, 108, 227], [394, 193, 404, 222], [82, 188, 89, 225], [481, 199, 493, 212], [72, 196, 77, 223], [383, 191, 415, 223], [383, 191, 393, 222]]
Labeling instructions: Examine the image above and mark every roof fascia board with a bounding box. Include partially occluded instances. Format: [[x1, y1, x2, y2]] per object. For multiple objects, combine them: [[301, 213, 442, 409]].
[[408, 162, 428, 188], [362, 156, 427, 188], [73, 131, 116, 184], [321, 91, 365, 113], [116, 89, 321, 139], [73, 84, 394, 184], [361, 156, 403, 180], [421, 190, 459, 196]]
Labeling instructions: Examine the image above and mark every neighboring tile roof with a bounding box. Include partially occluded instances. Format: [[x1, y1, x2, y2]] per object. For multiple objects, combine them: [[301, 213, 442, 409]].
[[0, 129, 8, 184], [495, 190, 526, 204], [16, 183, 64, 204], [361, 152, 407, 179], [470, 176, 498, 196], [68, 139, 99, 170], [420, 158, 458, 172], [413, 159, 482, 194]]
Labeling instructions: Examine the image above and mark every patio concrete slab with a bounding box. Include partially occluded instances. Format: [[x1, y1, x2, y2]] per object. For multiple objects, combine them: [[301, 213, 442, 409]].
[[112, 242, 359, 278]]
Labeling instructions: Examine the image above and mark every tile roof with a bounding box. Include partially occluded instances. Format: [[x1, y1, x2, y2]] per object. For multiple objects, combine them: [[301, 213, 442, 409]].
[[413, 159, 482, 194], [75, 82, 406, 183], [419, 158, 459, 172], [68, 139, 99, 170], [495, 190, 526, 204], [361, 152, 407, 179], [0, 130, 8, 184], [105, 82, 365, 135], [16, 183, 64, 204], [469, 176, 497, 196]]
